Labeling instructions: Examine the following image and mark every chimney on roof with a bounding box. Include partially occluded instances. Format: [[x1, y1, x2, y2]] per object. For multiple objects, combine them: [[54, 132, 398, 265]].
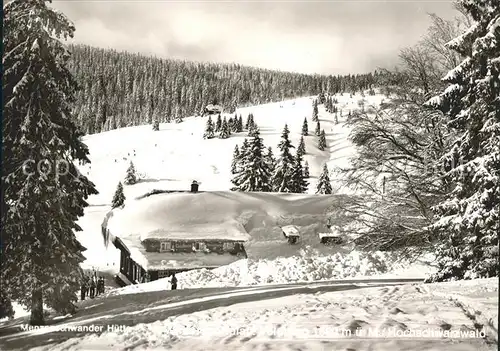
[[191, 180, 199, 193]]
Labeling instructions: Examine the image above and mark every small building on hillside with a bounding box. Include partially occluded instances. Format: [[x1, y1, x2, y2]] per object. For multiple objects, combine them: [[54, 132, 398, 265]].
[[202, 104, 223, 116], [111, 232, 247, 285], [281, 225, 300, 244], [102, 182, 250, 286]]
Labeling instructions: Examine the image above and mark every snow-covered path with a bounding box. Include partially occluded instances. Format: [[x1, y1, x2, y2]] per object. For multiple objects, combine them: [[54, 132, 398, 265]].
[[5, 278, 496, 351], [0, 278, 423, 349]]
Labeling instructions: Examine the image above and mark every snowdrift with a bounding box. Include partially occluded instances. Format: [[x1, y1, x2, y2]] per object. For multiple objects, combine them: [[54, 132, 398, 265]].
[[107, 248, 429, 296]]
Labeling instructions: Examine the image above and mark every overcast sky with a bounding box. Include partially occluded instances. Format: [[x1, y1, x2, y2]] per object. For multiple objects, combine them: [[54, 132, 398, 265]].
[[52, 0, 459, 75]]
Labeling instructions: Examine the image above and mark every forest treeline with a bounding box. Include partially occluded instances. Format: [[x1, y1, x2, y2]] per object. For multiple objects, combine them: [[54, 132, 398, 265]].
[[67, 44, 379, 134]]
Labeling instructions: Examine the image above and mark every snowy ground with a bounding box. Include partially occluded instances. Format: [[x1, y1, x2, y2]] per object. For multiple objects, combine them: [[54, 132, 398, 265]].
[[24, 278, 498, 351], [74, 92, 381, 271]]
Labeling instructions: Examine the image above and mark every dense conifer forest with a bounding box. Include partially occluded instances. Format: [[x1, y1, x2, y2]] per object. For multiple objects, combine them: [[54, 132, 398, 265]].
[[67, 44, 379, 134]]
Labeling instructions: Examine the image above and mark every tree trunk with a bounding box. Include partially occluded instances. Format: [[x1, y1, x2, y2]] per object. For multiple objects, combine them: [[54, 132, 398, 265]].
[[30, 287, 44, 326]]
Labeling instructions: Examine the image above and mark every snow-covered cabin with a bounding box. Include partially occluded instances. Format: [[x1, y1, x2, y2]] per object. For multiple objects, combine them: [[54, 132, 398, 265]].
[[202, 104, 223, 116], [281, 225, 300, 244], [102, 184, 249, 286]]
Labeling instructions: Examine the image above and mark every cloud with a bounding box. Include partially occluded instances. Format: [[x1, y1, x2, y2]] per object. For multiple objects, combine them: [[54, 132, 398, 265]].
[[52, 0, 457, 75]]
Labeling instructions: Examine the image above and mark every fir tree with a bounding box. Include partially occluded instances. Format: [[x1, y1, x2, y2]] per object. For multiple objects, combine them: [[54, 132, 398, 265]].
[[215, 114, 222, 132], [245, 113, 254, 130], [291, 149, 309, 193], [318, 130, 327, 151], [316, 164, 333, 194], [303, 160, 310, 178], [297, 135, 306, 157], [424, 0, 500, 282], [301, 117, 309, 136], [237, 115, 244, 132], [312, 99, 319, 122], [2, 0, 98, 325], [231, 128, 272, 192], [265, 146, 276, 175], [248, 120, 259, 137], [231, 145, 240, 174], [111, 182, 126, 208], [219, 117, 230, 139], [124, 161, 138, 185], [271, 124, 295, 192], [203, 115, 215, 139], [152, 119, 159, 131], [315, 120, 321, 136]]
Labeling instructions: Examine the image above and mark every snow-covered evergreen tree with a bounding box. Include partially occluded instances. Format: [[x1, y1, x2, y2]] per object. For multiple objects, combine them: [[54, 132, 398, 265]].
[[124, 161, 138, 185], [424, 0, 500, 282], [316, 164, 333, 194], [297, 135, 306, 156], [111, 182, 126, 208], [312, 99, 319, 122], [2, 0, 98, 325], [237, 115, 244, 132], [248, 120, 259, 137], [203, 115, 215, 139], [271, 124, 295, 192], [265, 146, 276, 175], [315, 120, 321, 136], [215, 114, 222, 132], [303, 160, 310, 178], [231, 145, 240, 175], [245, 113, 254, 130], [291, 149, 309, 193], [318, 129, 327, 151], [231, 128, 272, 192], [301, 117, 309, 136], [219, 116, 230, 139]]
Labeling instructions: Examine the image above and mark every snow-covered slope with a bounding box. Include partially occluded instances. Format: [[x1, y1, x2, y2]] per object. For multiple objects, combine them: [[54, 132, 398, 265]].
[[75, 92, 384, 269]]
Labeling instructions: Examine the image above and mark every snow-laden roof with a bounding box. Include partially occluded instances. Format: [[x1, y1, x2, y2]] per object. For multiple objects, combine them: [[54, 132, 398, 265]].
[[104, 191, 342, 269], [281, 225, 300, 237]]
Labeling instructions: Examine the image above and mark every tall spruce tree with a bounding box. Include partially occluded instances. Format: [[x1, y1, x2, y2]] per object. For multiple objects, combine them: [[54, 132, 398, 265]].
[[318, 130, 327, 151], [219, 117, 230, 139], [124, 161, 137, 185], [215, 114, 222, 132], [301, 117, 309, 136], [271, 124, 295, 192], [111, 182, 126, 208], [316, 164, 333, 194], [265, 146, 276, 175], [2, 0, 98, 325], [297, 135, 306, 157], [315, 120, 321, 136], [203, 115, 215, 139], [248, 120, 259, 137], [424, 0, 500, 282], [231, 145, 240, 175], [231, 129, 272, 192], [291, 149, 309, 193], [312, 99, 319, 122], [245, 113, 254, 130], [303, 160, 310, 178], [237, 115, 244, 132]]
